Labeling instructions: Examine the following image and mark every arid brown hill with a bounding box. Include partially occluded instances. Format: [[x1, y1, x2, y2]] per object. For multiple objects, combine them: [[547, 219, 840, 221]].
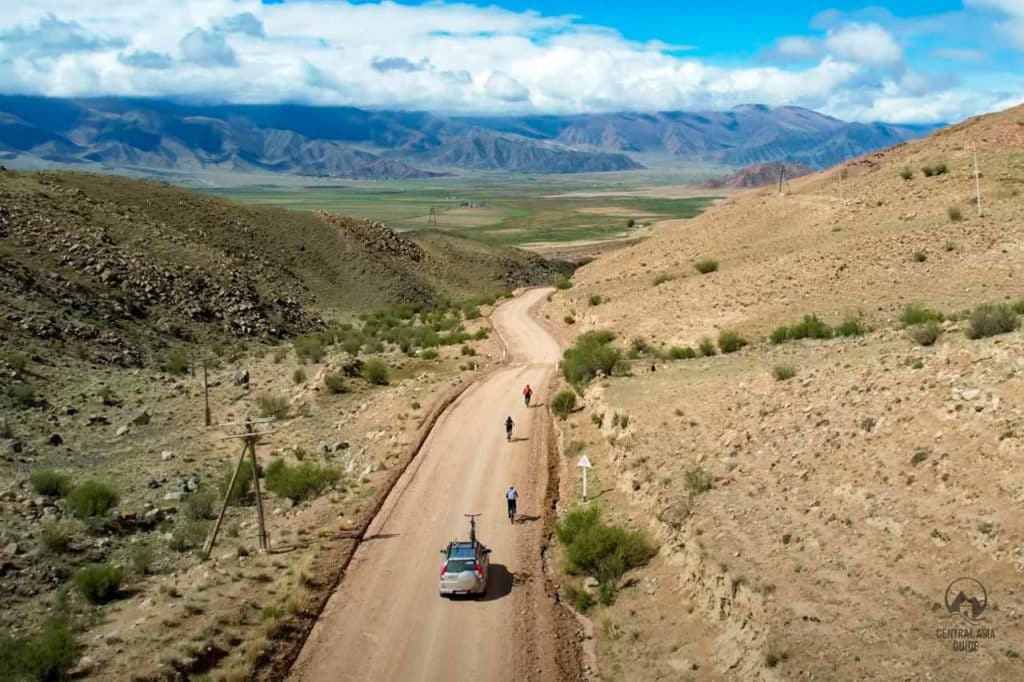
[[0, 170, 566, 367], [702, 161, 813, 189]]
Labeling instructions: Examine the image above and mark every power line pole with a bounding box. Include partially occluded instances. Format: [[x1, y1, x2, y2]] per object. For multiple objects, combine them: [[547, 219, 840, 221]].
[[428, 206, 438, 227], [203, 417, 275, 557], [973, 144, 983, 218], [203, 357, 211, 427]]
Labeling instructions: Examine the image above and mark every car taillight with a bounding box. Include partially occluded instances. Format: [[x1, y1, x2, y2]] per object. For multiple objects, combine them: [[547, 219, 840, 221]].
[[440, 563, 447, 578], [475, 561, 483, 577]]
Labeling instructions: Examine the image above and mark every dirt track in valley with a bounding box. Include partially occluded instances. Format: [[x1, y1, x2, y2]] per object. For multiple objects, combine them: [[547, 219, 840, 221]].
[[288, 287, 576, 682]]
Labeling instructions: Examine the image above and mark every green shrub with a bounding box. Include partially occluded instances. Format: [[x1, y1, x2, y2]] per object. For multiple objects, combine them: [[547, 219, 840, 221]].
[[218, 459, 254, 506], [900, 304, 944, 327], [626, 218, 636, 228], [30, 469, 71, 497], [40, 520, 72, 553], [73, 563, 123, 604], [555, 506, 655, 606], [462, 305, 481, 320], [652, 272, 675, 286], [913, 250, 928, 262], [694, 258, 719, 274], [668, 346, 696, 360], [718, 331, 747, 354], [168, 519, 208, 553], [772, 364, 796, 381], [551, 390, 577, 420], [66, 480, 119, 519], [947, 206, 962, 222], [265, 459, 341, 502], [292, 367, 307, 384], [966, 304, 1020, 339], [907, 321, 940, 346], [272, 347, 288, 363], [591, 412, 604, 427], [362, 359, 389, 385], [421, 348, 439, 360], [0, 617, 77, 681], [324, 372, 347, 394], [899, 167, 914, 180], [922, 162, 948, 177], [588, 294, 603, 306], [564, 315, 576, 325], [1012, 300, 1024, 315], [256, 393, 289, 419], [792, 315, 833, 340], [161, 346, 190, 376], [4, 351, 28, 375], [183, 488, 216, 520], [562, 330, 624, 386], [554, 275, 572, 290], [293, 336, 324, 364], [130, 543, 155, 575], [7, 383, 38, 408], [685, 466, 714, 494], [835, 315, 868, 337], [460, 345, 476, 356], [698, 337, 716, 357]]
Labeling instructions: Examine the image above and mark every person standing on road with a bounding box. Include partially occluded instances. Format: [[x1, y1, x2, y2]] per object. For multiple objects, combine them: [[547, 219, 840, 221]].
[[506, 486, 519, 523], [505, 415, 514, 442], [523, 384, 533, 407]]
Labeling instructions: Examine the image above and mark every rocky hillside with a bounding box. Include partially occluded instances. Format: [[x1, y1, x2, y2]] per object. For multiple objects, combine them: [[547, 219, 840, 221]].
[[0, 170, 566, 370], [702, 161, 813, 189], [544, 103, 1024, 679]]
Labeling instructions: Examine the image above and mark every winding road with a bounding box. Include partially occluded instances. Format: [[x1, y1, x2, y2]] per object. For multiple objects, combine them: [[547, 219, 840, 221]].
[[289, 287, 568, 682]]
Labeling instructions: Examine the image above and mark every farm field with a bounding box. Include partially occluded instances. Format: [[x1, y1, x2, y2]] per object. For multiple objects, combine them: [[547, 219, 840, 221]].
[[199, 171, 723, 247]]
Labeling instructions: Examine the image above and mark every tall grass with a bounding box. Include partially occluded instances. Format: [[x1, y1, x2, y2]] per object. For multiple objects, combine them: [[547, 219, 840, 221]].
[[265, 460, 341, 501]]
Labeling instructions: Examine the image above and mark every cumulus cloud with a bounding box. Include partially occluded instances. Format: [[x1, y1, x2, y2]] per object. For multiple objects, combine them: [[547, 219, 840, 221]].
[[484, 71, 530, 102], [179, 28, 237, 67], [0, 1, 1019, 123], [824, 23, 903, 68], [217, 12, 264, 38], [0, 13, 124, 59]]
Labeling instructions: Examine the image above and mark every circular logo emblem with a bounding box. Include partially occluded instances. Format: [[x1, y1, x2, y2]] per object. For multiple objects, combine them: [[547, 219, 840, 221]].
[[945, 577, 987, 623]]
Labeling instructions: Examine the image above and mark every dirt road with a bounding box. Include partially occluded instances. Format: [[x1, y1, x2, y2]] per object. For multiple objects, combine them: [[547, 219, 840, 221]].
[[289, 288, 569, 682]]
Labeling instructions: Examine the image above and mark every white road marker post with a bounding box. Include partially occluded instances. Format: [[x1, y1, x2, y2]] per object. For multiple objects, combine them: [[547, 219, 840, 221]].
[[577, 455, 592, 502]]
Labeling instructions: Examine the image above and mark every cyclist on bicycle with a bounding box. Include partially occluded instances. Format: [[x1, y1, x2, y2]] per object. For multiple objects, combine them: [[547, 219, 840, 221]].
[[505, 416, 514, 442], [506, 486, 518, 523], [523, 384, 533, 407]]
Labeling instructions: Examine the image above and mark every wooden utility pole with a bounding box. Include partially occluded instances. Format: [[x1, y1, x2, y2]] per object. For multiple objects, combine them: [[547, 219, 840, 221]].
[[203, 357, 211, 427], [202, 418, 275, 557], [973, 145, 983, 218]]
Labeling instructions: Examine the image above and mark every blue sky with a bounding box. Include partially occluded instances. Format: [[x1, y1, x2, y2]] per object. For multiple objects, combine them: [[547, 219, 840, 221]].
[[1, 1, 1022, 122]]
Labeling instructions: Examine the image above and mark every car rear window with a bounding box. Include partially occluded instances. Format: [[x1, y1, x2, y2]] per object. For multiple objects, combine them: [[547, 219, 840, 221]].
[[445, 559, 477, 573]]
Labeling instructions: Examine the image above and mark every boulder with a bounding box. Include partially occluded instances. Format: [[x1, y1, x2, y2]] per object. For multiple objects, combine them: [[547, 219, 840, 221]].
[[46, 433, 63, 446], [131, 410, 151, 426], [116, 426, 129, 437], [163, 491, 186, 502], [232, 370, 250, 387], [160, 450, 174, 462]]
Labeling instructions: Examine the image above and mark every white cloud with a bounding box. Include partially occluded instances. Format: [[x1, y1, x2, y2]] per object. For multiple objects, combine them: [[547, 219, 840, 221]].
[[0, 1, 1017, 123], [179, 28, 237, 67], [823, 23, 903, 68], [484, 71, 529, 102], [967, 0, 1024, 47], [774, 36, 822, 60]]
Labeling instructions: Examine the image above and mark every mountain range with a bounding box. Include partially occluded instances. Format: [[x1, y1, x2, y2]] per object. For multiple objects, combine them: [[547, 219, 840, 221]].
[[0, 95, 938, 179]]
